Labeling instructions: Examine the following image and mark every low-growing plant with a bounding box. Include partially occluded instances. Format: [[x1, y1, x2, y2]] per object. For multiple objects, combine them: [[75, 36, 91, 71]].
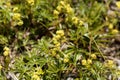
[[0, 0, 120, 80]]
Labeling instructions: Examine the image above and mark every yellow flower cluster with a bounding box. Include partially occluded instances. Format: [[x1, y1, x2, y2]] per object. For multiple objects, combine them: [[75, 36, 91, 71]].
[[13, 13, 21, 20], [32, 74, 40, 80], [32, 67, 44, 80], [51, 30, 66, 56], [27, 0, 34, 6], [53, 1, 73, 17], [72, 17, 79, 24], [13, 7, 19, 12], [63, 54, 69, 63], [65, 4, 74, 14], [63, 58, 69, 63], [81, 59, 92, 66], [53, 1, 84, 26], [12, 13, 23, 26], [71, 16, 84, 25], [105, 60, 114, 68], [90, 54, 97, 59], [81, 54, 97, 66], [35, 67, 44, 75], [3, 46, 10, 56], [108, 23, 119, 34]]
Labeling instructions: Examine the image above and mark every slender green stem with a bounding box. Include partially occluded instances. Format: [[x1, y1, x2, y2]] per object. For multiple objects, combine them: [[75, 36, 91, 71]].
[[93, 39, 105, 60]]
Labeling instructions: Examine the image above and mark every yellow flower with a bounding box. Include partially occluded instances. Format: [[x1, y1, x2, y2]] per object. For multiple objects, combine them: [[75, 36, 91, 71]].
[[116, 1, 120, 8], [38, 68, 44, 75], [34, 67, 44, 75], [108, 23, 113, 29], [112, 29, 119, 34], [53, 10, 59, 15], [56, 54, 60, 59], [3, 51, 9, 56], [87, 59, 92, 64], [61, 39, 66, 43], [32, 74, 40, 80], [79, 20, 84, 25], [107, 60, 113, 65], [56, 30, 64, 36], [53, 39, 58, 44], [17, 20, 23, 26], [90, 54, 97, 59], [65, 17, 69, 22], [4, 46, 10, 51], [55, 43, 60, 47], [51, 50, 56, 56], [54, 35, 61, 40], [66, 4, 73, 14], [27, 0, 34, 5], [0, 64, 2, 70], [64, 58, 69, 63], [59, 1, 65, 6], [13, 7, 18, 12], [72, 16, 79, 24], [57, 5, 62, 11], [13, 13, 21, 20], [82, 59, 87, 65], [53, 40, 59, 44], [105, 60, 114, 68]]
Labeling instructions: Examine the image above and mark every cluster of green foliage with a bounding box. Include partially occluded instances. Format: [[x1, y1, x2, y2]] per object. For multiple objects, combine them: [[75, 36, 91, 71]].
[[0, 0, 120, 80]]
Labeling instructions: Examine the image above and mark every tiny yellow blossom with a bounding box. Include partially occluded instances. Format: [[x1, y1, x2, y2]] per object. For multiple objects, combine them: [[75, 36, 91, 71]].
[[61, 39, 66, 43], [112, 29, 119, 34], [107, 60, 114, 65], [27, 0, 34, 5], [32, 74, 40, 80], [53, 10, 59, 15], [13, 13, 21, 20], [64, 58, 69, 63], [55, 43, 60, 47], [56, 54, 60, 59], [3, 51, 9, 56], [17, 20, 23, 26], [51, 50, 56, 56], [57, 5, 62, 11], [53, 47, 59, 51], [108, 23, 113, 29], [13, 7, 18, 12], [56, 30, 64, 36], [53, 40, 59, 44], [4, 46, 10, 51], [59, 1, 65, 6], [66, 4, 73, 14], [82, 59, 87, 65], [55, 46, 60, 50], [54, 35, 61, 40], [116, 1, 120, 8], [79, 20, 84, 25], [87, 59, 92, 64], [38, 68, 44, 75], [72, 17, 79, 24], [65, 17, 69, 22], [105, 60, 114, 68], [53, 39, 58, 44], [0, 64, 2, 70], [90, 54, 97, 59]]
